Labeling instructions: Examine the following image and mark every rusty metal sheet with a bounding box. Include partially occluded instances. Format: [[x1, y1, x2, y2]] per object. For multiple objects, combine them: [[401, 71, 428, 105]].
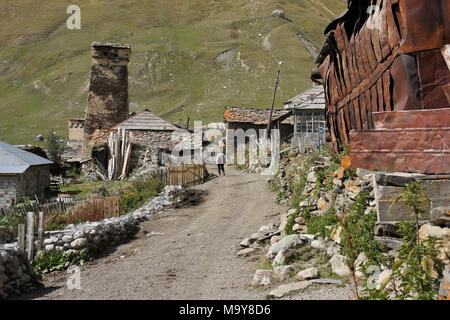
[[398, 0, 448, 53], [350, 128, 450, 175], [418, 49, 450, 109], [386, 0, 401, 50], [391, 53, 421, 111], [373, 109, 450, 130], [376, 78, 385, 112], [382, 71, 392, 111]]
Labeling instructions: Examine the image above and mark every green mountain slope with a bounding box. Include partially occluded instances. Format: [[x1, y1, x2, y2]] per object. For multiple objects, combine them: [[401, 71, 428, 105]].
[[0, 0, 345, 144]]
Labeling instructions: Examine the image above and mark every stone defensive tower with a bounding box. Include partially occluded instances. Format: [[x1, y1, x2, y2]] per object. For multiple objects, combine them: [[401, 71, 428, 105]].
[[82, 42, 132, 159]]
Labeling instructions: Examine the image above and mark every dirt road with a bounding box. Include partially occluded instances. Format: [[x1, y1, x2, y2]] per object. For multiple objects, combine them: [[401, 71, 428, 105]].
[[24, 166, 285, 300]]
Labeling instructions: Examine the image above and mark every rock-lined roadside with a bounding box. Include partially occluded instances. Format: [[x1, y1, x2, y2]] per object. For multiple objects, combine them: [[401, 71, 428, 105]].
[[241, 154, 450, 300], [40, 186, 182, 256], [1, 185, 182, 300]]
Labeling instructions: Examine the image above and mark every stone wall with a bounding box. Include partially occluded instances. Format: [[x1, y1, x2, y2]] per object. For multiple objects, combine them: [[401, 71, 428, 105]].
[[20, 166, 50, 201], [0, 244, 34, 299], [226, 122, 293, 143], [0, 175, 19, 208], [68, 119, 85, 147], [40, 185, 181, 255], [0, 185, 181, 300], [82, 42, 132, 159]]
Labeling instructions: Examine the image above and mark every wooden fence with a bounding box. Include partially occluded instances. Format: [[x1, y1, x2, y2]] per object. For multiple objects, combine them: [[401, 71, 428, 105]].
[[1, 198, 80, 217], [168, 164, 206, 187], [148, 167, 169, 185]]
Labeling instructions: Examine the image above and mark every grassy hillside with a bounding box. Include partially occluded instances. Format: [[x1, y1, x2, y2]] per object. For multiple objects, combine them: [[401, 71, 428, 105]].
[[0, 0, 346, 144]]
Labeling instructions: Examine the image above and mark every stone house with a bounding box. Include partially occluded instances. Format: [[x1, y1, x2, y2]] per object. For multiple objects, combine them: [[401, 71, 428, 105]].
[[223, 107, 294, 143], [109, 109, 197, 173], [68, 118, 85, 147], [0, 141, 53, 208], [284, 85, 326, 151]]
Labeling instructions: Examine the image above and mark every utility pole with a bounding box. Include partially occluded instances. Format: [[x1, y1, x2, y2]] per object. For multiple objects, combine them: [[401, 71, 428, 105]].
[[267, 61, 283, 137]]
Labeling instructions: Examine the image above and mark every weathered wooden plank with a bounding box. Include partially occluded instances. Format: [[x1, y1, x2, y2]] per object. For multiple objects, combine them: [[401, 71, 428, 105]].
[[0, 226, 6, 244], [386, 0, 401, 50], [360, 94, 369, 130], [37, 212, 44, 251], [349, 34, 362, 83], [363, 23, 378, 71], [371, 85, 379, 114], [379, 0, 391, 59], [355, 32, 367, 80], [27, 212, 35, 262], [382, 71, 392, 111], [18, 224, 25, 255], [371, 0, 384, 63], [377, 78, 385, 111], [341, 22, 357, 89]]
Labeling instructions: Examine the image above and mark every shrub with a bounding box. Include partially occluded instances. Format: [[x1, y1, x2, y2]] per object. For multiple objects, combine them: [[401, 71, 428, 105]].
[[120, 176, 164, 214]]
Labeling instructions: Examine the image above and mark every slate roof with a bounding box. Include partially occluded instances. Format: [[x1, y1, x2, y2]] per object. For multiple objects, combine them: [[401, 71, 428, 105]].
[[0, 141, 53, 174], [284, 85, 325, 111], [112, 110, 179, 131], [223, 107, 293, 125]]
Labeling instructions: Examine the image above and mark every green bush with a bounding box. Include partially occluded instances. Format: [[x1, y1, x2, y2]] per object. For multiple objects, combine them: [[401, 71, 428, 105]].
[[0, 214, 27, 235], [306, 207, 337, 238], [339, 192, 386, 266], [120, 176, 164, 214], [32, 249, 89, 274]]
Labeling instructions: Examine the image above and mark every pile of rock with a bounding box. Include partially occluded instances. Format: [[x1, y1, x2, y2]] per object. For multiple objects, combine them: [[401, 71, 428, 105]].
[[0, 244, 33, 299], [41, 185, 182, 256]]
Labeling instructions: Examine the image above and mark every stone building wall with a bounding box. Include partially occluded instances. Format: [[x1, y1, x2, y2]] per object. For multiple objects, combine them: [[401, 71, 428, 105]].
[[82, 42, 132, 159], [22, 166, 50, 200], [127, 130, 174, 173], [68, 119, 85, 147], [0, 166, 50, 208], [0, 176, 19, 208], [226, 122, 293, 143]]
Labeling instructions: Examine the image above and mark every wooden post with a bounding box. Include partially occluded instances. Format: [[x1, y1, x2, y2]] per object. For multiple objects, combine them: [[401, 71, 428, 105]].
[[26, 212, 35, 262], [18, 224, 25, 255], [267, 62, 282, 137], [0, 226, 6, 244], [37, 212, 44, 251]]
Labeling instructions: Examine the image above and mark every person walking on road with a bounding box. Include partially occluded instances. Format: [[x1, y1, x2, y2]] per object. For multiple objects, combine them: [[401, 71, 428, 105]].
[[216, 151, 225, 176]]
